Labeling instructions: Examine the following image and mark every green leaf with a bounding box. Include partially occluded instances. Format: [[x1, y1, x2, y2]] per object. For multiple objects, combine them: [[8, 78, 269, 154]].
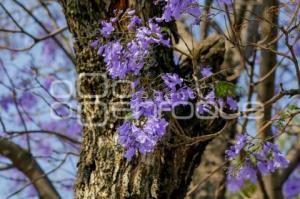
[[125, 112, 133, 120], [239, 181, 257, 198], [287, 104, 298, 110], [215, 81, 238, 97]]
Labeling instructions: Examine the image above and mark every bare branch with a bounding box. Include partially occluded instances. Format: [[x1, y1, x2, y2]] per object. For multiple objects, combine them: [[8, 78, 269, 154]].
[[279, 137, 300, 186], [11, 0, 75, 64], [0, 137, 61, 199]]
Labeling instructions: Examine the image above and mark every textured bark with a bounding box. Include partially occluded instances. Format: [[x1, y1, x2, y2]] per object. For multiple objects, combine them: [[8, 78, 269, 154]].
[[185, 135, 228, 199], [59, 1, 226, 198]]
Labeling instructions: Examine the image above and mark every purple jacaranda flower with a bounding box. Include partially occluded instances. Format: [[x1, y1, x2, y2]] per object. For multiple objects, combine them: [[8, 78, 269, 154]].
[[205, 90, 215, 102], [43, 75, 55, 90], [162, 73, 183, 90], [128, 16, 142, 30], [220, 0, 232, 4], [261, 142, 289, 169], [217, 98, 225, 109], [118, 121, 132, 146], [118, 117, 168, 160], [225, 135, 247, 159], [42, 39, 57, 61], [27, 186, 38, 197], [18, 92, 37, 109], [37, 139, 53, 156], [170, 86, 195, 103], [139, 117, 168, 153], [110, 17, 118, 23], [52, 104, 70, 118], [187, 3, 201, 18], [196, 103, 206, 114], [97, 45, 106, 56], [102, 41, 128, 79], [40, 121, 58, 132], [201, 67, 213, 77], [183, 87, 195, 99], [160, 0, 201, 22], [154, 91, 164, 105], [225, 149, 236, 159], [266, 159, 276, 173], [95, 19, 170, 79], [100, 21, 115, 38], [227, 136, 289, 192], [238, 162, 257, 183], [262, 141, 272, 154], [274, 153, 289, 168], [271, 125, 279, 135], [90, 40, 99, 49], [131, 79, 140, 89], [137, 134, 155, 154], [0, 95, 14, 111], [144, 117, 168, 138], [66, 123, 82, 136], [125, 147, 136, 160], [226, 96, 238, 111], [257, 161, 269, 176], [17, 79, 32, 89], [139, 100, 156, 117], [283, 178, 300, 199], [137, 19, 170, 46], [131, 124, 143, 140], [196, 91, 218, 115], [227, 174, 244, 192], [235, 135, 247, 150], [126, 40, 148, 75], [295, 43, 300, 56], [130, 90, 145, 119]]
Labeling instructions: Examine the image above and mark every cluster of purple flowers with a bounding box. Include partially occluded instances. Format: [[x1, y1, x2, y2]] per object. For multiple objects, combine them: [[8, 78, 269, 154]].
[[0, 95, 14, 111], [119, 73, 196, 160], [197, 90, 238, 114], [198, 66, 238, 113], [129, 74, 196, 120], [157, 0, 201, 22], [92, 3, 239, 160], [0, 92, 37, 111], [162, 73, 195, 103], [119, 71, 240, 159], [283, 173, 300, 199], [91, 3, 204, 159], [118, 118, 168, 160], [226, 135, 289, 192], [99, 21, 114, 38], [92, 11, 169, 79]]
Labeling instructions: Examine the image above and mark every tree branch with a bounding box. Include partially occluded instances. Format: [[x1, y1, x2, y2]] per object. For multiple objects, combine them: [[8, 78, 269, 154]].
[[279, 137, 300, 186], [0, 137, 61, 199]]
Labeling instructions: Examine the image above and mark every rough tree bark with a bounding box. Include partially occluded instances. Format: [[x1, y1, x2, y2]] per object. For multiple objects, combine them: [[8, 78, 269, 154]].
[[59, 1, 227, 198]]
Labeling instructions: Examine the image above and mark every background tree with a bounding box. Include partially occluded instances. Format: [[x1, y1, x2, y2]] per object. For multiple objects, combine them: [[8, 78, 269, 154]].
[[0, 0, 300, 199]]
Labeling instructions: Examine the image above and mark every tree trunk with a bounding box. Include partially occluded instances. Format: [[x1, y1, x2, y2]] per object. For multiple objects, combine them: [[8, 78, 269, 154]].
[[256, 0, 281, 199], [186, 135, 229, 199], [59, 1, 226, 198]]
